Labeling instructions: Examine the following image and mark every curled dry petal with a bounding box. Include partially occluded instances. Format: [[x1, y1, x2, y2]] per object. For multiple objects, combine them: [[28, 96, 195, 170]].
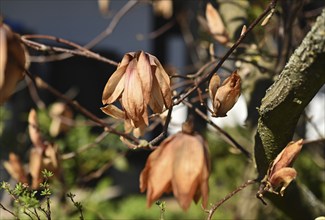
[[269, 167, 297, 196], [258, 139, 304, 198], [208, 74, 220, 101], [269, 139, 303, 177], [205, 3, 229, 44], [210, 70, 241, 117], [140, 132, 210, 211], [0, 23, 28, 104]]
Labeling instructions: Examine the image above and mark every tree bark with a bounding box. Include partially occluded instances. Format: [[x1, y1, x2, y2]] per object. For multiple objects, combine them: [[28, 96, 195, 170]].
[[254, 9, 325, 218]]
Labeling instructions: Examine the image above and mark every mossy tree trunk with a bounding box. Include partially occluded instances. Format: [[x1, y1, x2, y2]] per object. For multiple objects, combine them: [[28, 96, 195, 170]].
[[254, 9, 325, 219]]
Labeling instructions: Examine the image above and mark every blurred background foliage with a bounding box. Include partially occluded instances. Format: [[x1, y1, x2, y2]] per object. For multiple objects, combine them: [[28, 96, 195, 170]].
[[1, 0, 324, 219]]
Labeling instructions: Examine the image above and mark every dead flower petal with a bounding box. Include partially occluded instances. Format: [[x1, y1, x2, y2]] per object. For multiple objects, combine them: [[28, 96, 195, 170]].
[[3, 153, 28, 184], [208, 74, 220, 101], [270, 139, 303, 177], [205, 3, 229, 44], [137, 50, 153, 105], [0, 24, 27, 104], [269, 167, 297, 196], [101, 104, 125, 119]]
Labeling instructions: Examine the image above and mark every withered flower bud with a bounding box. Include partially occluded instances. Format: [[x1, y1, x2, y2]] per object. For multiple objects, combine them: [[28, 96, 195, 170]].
[[101, 51, 172, 136], [208, 70, 241, 117], [49, 102, 73, 137], [257, 139, 303, 200], [0, 23, 28, 104], [28, 109, 61, 188], [139, 125, 210, 211]]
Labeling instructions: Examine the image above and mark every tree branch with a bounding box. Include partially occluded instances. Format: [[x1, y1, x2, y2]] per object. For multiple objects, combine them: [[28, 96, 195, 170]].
[[254, 9, 325, 218]]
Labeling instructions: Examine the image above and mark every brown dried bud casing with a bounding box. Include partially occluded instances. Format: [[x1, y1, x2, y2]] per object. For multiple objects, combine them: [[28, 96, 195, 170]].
[[140, 130, 210, 211], [209, 70, 241, 117]]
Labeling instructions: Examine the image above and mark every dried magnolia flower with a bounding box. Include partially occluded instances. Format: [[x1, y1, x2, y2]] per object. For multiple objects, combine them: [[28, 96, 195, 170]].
[[0, 23, 28, 104], [205, 3, 229, 44], [101, 51, 172, 135], [257, 139, 303, 200], [28, 109, 61, 188], [139, 123, 210, 211], [49, 102, 73, 137], [3, 153, 28, 184], [208, 70, 241, 117]]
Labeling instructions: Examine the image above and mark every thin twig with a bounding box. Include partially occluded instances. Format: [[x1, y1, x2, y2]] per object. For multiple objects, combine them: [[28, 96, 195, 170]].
[[21, 35, 118, 66], [86, 0, 139, 49], [0, 203, 17, 219], [61, 131, 109, 160], [24, 70, 140, 145], [148, 105, 174, 147], [206, 179, 256, 220], [174, 0, 279, 106], [182, 100, 251, 159]]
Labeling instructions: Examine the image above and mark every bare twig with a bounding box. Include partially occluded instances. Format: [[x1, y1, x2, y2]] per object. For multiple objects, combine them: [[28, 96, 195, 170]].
[[21, 35, 118, 66], [174, 0, 279, 106], [61, 131, 109, 160], [148, 105, 174, 147], [182, 100, 251, 159], [86, 0, 139, 49], [24, 70, 140, 146], [207, 179, 256, 220], [0, 203, 17, 219]]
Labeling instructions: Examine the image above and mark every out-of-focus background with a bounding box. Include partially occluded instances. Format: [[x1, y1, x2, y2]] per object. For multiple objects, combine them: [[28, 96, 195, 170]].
[[1, 0, 324, 219]]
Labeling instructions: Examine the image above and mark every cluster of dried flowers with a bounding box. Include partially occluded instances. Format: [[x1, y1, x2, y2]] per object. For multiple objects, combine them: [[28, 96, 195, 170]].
[[4, 109, 61, 189], [100, 48, 242, 210], [0, 22, 28, 104]]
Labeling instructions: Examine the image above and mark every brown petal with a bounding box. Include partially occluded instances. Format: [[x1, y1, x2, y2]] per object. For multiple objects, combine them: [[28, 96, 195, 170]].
[[122, 59, 144, 123], [101, 104, 125, 119], [148, 76, 165, 113], [102, 66, 126, 104], [213, 70, 241, 117], [3, 153, 28, 184], [269, 139, 303, 177], [0, 25, 7, 88], [140, 135, 176, 207], [151, 56, 172, 108], [172, 134, 205, 210], [28, 109, 45, 149], [269, 167, 297, 196], [137, 51, 152, 105], [0, 24, 27, 104], [29, 147, 43, 189], [208, 74, 220, 101], [205, 3, 229, 44]]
